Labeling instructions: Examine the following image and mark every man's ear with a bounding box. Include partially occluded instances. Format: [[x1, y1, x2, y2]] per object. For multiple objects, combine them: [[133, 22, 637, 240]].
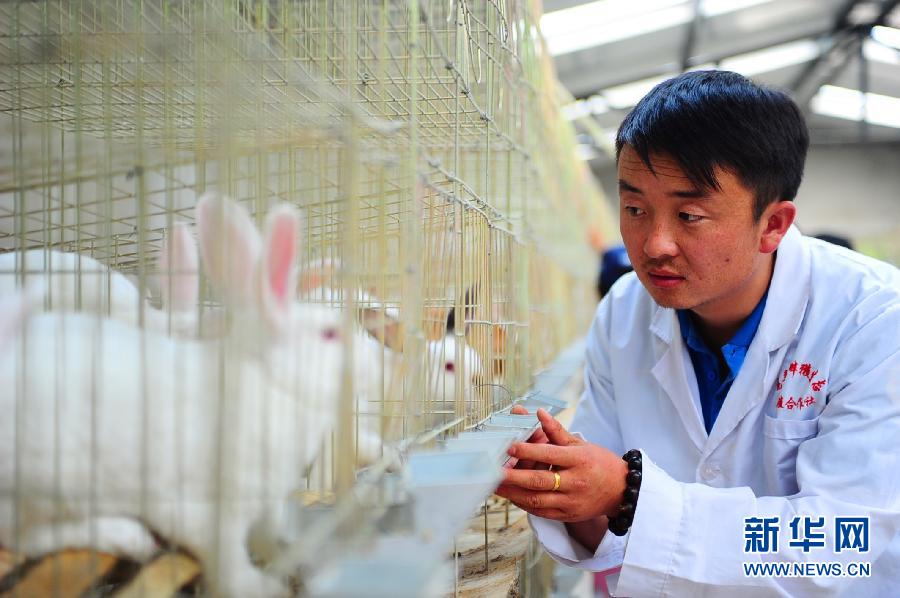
[[759, 200, 796, 254]]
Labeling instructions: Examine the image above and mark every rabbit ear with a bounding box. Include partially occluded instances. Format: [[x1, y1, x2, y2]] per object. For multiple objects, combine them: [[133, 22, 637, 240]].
[[298, 257, 341, 295], [360, 307, 404, 351], [158, 222, 199, 313], [196, 193, 261, 306], [261, 204, 300, 325], [423, 306, 449, 341]]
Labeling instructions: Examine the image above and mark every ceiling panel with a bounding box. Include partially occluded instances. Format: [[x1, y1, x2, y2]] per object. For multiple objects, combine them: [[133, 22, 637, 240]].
[[547, 0, 900, 161]]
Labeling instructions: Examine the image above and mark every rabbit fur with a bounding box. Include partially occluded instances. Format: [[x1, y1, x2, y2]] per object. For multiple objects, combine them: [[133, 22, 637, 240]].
[[298, 259, 486, 423], [0, 194, 360, 596], [0, 222, 212, 338]]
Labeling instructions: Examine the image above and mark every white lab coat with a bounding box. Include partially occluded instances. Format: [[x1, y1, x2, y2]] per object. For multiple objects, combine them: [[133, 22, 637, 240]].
[[531, 226, 900, 597]]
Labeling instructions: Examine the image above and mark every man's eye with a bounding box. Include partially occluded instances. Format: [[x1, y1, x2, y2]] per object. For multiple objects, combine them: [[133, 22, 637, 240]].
[[679, 212, 703, 222], [624, 206, 645, 217]]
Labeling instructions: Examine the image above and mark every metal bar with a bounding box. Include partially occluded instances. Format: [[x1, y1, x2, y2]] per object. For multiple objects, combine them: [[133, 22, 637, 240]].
[[679, 0, 704, 73]]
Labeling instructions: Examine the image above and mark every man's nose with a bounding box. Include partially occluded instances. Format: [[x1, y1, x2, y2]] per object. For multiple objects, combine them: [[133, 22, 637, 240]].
[[643, 222, 679, 259]]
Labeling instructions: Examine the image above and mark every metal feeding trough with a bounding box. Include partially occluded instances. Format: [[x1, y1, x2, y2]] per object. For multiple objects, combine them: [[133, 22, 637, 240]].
[[531, 338, 586, 397], [443, 430, 520, 462], [482, 412, 540, 434], [511, 391, 568, 416], [306, 543, 452, 597], [305, 449, 501, 597], [304, 337, 588, 596], [404, 449, 503, 550]]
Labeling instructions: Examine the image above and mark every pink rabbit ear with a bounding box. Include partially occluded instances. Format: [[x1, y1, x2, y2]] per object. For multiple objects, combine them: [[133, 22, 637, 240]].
[[298, 257, 341, 295], [261, 204, 300, 322], [423, 306, 450, 342], [196, 192, 261, 306], [158, 221, 199, 312]]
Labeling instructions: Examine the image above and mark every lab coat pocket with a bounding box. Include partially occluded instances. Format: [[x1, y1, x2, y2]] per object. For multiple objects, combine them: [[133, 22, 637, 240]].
[[762, 414, 820, 495]]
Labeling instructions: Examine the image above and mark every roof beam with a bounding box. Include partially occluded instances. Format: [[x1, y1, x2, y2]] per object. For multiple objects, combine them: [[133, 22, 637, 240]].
[[562, 20, 835, 99], [789, 0, 866, 99], [790, 0, 900, 108], [679, 0, 704, 72]]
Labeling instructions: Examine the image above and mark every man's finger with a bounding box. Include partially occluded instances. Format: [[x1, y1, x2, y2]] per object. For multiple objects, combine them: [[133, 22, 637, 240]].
[[511, 458, 549, 471], [495, 486, 571, 521], [503, 467, 565, 492], [508, 405, 549, 443], [507, 442, 580, 468], [512, 458, 535, 470], [527, 428, 549, 444], [537, 409, 580, 446], [493, 485, 568, 512]]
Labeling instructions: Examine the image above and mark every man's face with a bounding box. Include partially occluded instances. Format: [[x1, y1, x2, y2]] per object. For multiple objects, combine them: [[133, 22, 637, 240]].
[[617, 145, 771, 320]]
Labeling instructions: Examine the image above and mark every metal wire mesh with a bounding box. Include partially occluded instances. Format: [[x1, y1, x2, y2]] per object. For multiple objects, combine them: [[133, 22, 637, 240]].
[[0, 0, 611, 594]]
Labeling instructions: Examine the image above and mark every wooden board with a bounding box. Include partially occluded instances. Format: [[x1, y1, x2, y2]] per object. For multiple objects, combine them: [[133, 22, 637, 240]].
[[0, 548, 202, 597], [0, 549, 117, 598], [453, 501, 531, 598], [0, 550, 25, 582], [116, 553, 201, 598]]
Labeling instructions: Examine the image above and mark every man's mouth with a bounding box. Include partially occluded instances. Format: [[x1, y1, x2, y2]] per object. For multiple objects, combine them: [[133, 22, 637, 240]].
[[647, 269, 685, 289]]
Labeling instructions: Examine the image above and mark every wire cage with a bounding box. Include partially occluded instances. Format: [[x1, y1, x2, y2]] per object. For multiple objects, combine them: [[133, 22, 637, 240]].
[[0, 0, 611, 595]]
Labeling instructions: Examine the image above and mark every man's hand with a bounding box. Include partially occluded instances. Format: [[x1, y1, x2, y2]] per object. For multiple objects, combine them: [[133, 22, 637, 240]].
[[505, 404, 549, 470], [495, 408, 627, 523]]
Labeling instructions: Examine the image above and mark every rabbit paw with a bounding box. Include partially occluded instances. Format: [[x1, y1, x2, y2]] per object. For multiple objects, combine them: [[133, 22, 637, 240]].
[[20, 517, 158, 560]]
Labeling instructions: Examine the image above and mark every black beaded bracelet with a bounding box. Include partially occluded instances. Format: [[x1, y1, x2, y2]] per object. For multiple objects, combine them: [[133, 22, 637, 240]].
[[607, 449, 642, 537]]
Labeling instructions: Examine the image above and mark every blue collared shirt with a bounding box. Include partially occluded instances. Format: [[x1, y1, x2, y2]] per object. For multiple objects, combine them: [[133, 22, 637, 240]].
[[677, 293, 768, 433]]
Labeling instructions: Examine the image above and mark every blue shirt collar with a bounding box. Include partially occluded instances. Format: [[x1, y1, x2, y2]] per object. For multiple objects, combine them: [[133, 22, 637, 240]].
[[677, 291, 768, 376]]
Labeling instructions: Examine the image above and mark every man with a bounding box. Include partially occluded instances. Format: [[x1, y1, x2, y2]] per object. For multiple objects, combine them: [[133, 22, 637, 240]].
[[597, 245, 633, 299], [496, 70, 900, 596]]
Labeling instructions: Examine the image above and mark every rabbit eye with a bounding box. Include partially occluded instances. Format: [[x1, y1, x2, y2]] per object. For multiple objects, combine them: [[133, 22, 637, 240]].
[[322, 327, 340, 341], [444, 362, 455, 373]]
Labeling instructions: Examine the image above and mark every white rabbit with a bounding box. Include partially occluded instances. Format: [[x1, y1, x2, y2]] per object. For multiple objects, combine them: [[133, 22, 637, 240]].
[[364, 302, 486, 425], [0, 194, 356, 597], [423, 330, 486, 423], [0, 248, 146, 316], [299, 261, 486, 426], [0, 223, 206, 337]]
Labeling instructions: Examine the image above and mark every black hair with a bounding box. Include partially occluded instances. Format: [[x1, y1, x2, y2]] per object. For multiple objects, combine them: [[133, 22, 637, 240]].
[[615, 70, 809, 220]]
